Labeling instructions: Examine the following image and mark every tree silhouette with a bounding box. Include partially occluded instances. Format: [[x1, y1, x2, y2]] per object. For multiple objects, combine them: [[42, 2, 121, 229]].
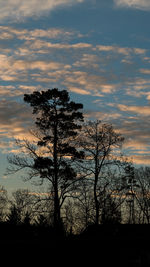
[[8, 88, 84, 231], [77, 120, 124, 225], [7, 205, 21, 225], [23, 211, 31, 225], [136, 167, 150, 223], [101, 194, 121, 224], [0, 186, 8, 221]]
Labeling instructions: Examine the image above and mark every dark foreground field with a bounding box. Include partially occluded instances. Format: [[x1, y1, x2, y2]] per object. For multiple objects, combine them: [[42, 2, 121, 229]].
[[0, 224, 149, 266]]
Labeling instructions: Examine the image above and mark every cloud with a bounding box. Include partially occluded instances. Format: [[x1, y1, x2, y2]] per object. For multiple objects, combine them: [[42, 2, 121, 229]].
[[140, 69, 150, 74], [123, 139, 150, 151], [129, 155, 150, 165], [0, 99, 37, 154], [114, 0, 150, 10], [0, 0, 84, 22], [0, 26, 78, 41], [125, 78, 150, 99], [28, 40, 92, 50], [101, 85, 117, 93], [118, 104, 150, 116], [25, 28, 74, 40], [63, 70, 115, 96], [0, 85, 39, 98], [85, 111, 122, 121], [96, 45, 146, 56], [0, 100, 30, 134], [0, 54, 71, 82], [96, 45, 131, 56], [113, 113, 150, 164], [69, 87, 91, 95], [0, 26, 148, 104]]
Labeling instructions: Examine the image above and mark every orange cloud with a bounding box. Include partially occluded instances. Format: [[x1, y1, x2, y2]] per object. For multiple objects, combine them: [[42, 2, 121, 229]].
[[123, 139, 149, 151], [130, 155, 150, 165], [85, 111, 122, 121], [96, 45, 146, 57], [27, 39, 92, 50], [140, 69, 150, 74], [0, 0, 85, 22], [114, 0, 150, 10], [69, 87, 91, 95], [118, 104, 150, 116], [101, 85, 117, 93], [96, 45, 130, 55], [0, 53, 71, 82]]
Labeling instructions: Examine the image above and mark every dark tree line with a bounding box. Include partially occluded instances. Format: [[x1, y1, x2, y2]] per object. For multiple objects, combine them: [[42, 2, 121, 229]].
[[3, 88, 150, 235]]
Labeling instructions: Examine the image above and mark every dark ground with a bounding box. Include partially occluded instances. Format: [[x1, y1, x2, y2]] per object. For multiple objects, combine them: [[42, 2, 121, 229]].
[[0, 224, 150, 266]]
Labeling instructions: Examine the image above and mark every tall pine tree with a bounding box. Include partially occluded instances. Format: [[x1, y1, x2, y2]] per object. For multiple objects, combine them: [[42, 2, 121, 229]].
[[8, 88, 84, 230]]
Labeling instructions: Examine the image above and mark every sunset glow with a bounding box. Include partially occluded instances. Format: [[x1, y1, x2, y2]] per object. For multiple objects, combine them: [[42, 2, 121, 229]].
[[0, 0, 150, 192]]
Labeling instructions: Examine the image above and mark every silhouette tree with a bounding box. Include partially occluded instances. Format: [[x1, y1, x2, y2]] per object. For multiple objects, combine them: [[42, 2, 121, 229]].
[[72, 178, 94, 231], [7, 205, 21, 225], [123, 163, 140, 224], [7, 88, 84, 231], [101, 194, 121, 224], [133, 167, 150, 223], [23, 211, 31, 225], [0, 186, 8, 221], [11, 189, 41, 223], [36, 214, 48, 227], [77, 120, 124, 225]]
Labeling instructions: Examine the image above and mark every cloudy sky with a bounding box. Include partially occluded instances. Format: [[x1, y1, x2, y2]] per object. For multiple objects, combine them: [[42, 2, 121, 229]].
[[0, 0, 150, 192]]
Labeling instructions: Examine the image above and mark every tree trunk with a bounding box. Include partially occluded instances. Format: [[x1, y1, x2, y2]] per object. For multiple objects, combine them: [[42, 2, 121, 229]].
[[94, 133, 99, 225], [53, 120, 61, 230], [54, 183, 61, 229], [94, 174, 99, 225]]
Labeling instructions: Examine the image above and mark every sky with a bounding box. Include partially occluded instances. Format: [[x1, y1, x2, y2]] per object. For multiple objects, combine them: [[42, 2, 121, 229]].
[[0, 0, 150, 192]]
